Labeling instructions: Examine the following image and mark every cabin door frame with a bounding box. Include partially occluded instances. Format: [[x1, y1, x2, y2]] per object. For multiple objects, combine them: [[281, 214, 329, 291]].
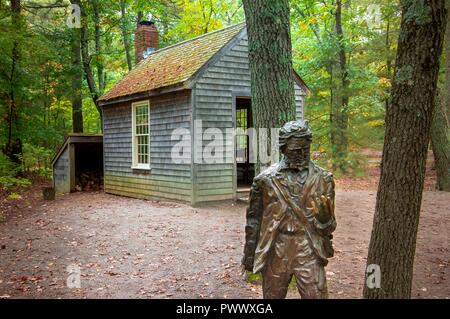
[[232, 91, 253, 201]]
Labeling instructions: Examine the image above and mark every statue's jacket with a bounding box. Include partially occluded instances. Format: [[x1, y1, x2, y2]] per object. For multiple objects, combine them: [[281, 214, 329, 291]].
[[243, 160, 337, 273]]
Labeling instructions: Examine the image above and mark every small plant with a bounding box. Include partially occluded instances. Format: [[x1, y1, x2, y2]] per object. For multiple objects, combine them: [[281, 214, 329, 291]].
[[0, 153, 31, 191], [0, 176, 31, 190], [7, 192, 22, 201], [246, 272, 262, 284], [246, 271, 297, 289]]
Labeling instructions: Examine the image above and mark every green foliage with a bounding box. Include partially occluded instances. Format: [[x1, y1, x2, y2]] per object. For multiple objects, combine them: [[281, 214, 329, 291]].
[[0, 0, 406, 178], [291, 0, 401, 174], [0, 152, 31, 190], [246, 271, 261, 284], [20, 143, 53, 177], [7, 192, 23, 201], [0, 152, 20, 178]]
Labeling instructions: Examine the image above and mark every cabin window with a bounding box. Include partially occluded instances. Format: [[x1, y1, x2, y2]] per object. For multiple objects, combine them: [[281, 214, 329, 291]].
[[131, 100, 150, 170]]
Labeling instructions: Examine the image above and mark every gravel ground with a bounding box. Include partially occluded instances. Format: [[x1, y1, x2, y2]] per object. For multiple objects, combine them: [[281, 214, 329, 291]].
[[0, 190, 449, 299]]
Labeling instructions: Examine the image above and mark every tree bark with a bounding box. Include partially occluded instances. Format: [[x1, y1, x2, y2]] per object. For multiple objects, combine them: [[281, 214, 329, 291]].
[[70, 0, 83, 133], [431, 93, 450, 190], [445, 0, 450, 118], [364, 0, 447, 299], [120, 0, 133, 71], [385, 17, 393, 113], [79, 1, 102, 124], [91, 0, 105, 94], [331, 0, 349, 173], [430, 0, 450, 191], [3, 0, 22, 165], [242, 0, 296, 170]]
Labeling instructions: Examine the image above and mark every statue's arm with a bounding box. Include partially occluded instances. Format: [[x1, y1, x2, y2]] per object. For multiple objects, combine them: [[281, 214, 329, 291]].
[[314, 172, 337, 236], [242, 179, 264, 272]]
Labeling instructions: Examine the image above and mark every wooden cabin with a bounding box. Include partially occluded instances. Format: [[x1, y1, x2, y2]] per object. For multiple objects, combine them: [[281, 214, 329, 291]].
[[98, 22, 309, 205]]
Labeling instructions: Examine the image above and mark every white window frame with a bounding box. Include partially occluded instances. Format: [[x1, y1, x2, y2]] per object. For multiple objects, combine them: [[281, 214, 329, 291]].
[[131, 100, 151, 170]]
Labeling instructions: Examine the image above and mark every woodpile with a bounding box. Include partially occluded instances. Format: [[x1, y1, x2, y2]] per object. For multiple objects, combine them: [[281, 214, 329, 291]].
[[75, 170, 103, 192]]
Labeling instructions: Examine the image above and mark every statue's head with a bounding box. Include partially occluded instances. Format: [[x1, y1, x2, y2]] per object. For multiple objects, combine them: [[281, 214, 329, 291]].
[[279, 120, 312, 169]]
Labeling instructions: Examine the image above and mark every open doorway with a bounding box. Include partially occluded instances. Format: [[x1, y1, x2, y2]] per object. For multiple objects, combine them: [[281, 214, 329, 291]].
[[235, 97, 255, 188], [52, 134, 103, 194]]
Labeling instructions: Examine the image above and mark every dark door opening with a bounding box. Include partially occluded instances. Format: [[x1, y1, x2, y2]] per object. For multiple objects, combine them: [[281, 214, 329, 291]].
[[74, 142, 103, 191], [236, 97, 255, 187]]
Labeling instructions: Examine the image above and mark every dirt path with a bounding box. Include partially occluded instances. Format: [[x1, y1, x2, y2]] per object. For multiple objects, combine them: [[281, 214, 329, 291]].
[[0, 190, 449, 299]]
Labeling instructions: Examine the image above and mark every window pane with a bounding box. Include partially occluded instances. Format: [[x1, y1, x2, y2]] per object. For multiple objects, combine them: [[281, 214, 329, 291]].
[[134, 103, 150, 166]]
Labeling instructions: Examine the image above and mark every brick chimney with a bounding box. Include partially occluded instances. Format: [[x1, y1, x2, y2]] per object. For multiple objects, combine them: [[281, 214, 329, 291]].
[[134, 20, 159, 64]]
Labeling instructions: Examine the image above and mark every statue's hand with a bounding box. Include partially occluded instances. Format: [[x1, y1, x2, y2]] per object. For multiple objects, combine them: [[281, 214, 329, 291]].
[[311, 195, 333, 224]]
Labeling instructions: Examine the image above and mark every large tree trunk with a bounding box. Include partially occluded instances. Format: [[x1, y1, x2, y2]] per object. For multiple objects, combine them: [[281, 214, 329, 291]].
[[331, 0, 349, 173], [3, 0, 22, 165], [242, 0, 296, 170], [363, 0, 447, 299], [445, 0, 450, 118], [70, 0, 83, 134], [120, 0, 133, 71], [431, 1, 450, 191]]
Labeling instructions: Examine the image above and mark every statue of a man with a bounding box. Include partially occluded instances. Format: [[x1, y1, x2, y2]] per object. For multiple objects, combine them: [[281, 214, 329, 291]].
[[242, 120, 337, 299]]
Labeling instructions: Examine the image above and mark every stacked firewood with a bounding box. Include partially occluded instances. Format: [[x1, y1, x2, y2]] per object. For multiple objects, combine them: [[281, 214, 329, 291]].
[[75, 170, 103, 192]]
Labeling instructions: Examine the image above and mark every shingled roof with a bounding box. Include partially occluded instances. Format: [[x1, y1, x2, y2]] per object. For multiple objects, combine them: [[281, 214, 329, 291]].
[[99, 23, 246, 102]]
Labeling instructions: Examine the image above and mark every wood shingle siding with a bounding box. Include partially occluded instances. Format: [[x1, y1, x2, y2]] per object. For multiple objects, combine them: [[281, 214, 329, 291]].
[[103, 90, 192, 202], [53, 145, 70, 193]]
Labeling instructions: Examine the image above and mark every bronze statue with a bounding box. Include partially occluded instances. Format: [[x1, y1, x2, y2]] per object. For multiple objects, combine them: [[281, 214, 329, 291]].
[[242, 120, 337, 299]]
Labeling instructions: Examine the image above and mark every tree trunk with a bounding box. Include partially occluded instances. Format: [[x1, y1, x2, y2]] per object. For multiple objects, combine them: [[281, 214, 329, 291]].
[[385, 18, 393, 113], [70, 1, 83, 133], [445, 0, 450, 118], [120, 0, 133, 71], [137, 11, 143, 26], [242, 0, 296, 170], [3, 0, 22, 165], [331, 0, 349, 173], [79, 2, 102, 125], [91, 0, 105, 94], [431, 1, 450, 191], [431, 93, 450, 190], [364, 0, 447, 299]]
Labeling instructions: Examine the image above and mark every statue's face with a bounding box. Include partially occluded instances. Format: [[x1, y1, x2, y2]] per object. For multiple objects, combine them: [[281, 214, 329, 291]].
[[283, 137, 311, 169]]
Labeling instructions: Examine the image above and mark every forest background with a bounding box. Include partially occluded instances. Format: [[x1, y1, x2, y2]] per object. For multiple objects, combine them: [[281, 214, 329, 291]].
[[0, 0, 447, 190]]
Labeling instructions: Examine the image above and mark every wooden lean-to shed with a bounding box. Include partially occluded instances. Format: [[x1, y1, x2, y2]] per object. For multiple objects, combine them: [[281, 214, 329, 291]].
[[98, 22, 309, 205], [52, 134, 103, 194]]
